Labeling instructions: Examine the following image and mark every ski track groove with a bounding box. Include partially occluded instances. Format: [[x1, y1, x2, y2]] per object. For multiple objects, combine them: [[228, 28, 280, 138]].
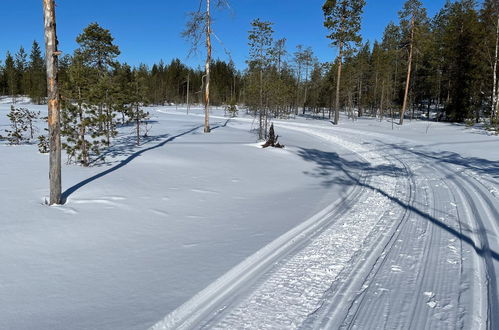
[[151, 119, 499, 330], [196, 126, 403, 329], [300, 150, 416, 330]]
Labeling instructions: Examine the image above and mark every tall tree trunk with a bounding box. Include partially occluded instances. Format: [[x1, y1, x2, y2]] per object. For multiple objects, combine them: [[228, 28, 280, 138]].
[[493, 14, 499, 121], [334, 42, 343, 125], [204, 0, 211, 133], [380, 79, 385, 121], [259, 69, 264, 139], [295, 63, 301, 116], [400, 16, 415, 125], [358, 78, 363, 117], [303, 65, 309, 115], [186, 72, 190, 115], [43, 0, 61, 205]]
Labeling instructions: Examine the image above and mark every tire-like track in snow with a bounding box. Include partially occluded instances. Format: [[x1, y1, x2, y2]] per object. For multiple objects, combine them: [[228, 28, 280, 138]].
[[151, 120, 499, 330]]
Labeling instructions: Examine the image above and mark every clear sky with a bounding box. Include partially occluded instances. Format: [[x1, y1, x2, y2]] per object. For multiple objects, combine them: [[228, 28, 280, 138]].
[[0, 0, 462, 70]]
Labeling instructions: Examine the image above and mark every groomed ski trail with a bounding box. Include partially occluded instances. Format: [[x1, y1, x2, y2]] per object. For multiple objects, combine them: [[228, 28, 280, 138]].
[[151, 119, 499, 330]]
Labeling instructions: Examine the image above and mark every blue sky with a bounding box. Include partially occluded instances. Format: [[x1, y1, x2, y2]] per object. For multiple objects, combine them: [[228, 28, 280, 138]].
[[1, 1, 460, 70]]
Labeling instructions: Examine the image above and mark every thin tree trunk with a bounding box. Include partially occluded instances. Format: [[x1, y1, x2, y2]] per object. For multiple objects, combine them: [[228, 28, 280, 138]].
[[380, 79, 385, 121], [136, 107, 140, 146], [493, 14, 499, 121], [43, 0, 61, 205], [358, 78, 363, 117], [400, 16, 415, 125], [259, 69, 264, 139], [186, 73, 190, 115], [303, 64, 309, 115], [204, 0, 211, 133], [334, 42, 343, 125]]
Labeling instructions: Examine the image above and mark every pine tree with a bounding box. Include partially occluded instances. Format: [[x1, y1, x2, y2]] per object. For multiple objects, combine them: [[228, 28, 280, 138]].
[[61, 54, 106, 166], [438, 0, 482, 122], [129, 67, 150, 146], [75, 23, 121, 143], [5, 106, 28, 144], [323, 0, 366, 125], [398, 0, 428, 124], [248, 19, 274, 139]]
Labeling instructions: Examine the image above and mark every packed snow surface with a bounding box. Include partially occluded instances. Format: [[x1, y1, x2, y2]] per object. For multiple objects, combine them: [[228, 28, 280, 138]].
[[1, 100, 499, 329]]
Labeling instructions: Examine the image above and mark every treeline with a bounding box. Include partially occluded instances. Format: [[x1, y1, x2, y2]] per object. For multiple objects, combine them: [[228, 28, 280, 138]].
[[239, 0, 499, 126], [334, 0, 499, 124], [1, 0, 498, 130], [0, 42, 241, 108]]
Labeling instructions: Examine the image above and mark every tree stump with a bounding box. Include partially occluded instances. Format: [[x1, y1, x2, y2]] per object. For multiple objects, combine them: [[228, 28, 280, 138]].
[[262, 123, 284, 148]]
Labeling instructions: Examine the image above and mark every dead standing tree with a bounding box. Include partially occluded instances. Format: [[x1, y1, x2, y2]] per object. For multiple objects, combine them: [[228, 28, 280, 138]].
[[43, 0, 62, 205], [183, 0, 231, 133]]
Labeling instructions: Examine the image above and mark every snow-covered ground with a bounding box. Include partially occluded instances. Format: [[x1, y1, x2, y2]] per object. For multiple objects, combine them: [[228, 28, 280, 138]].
[[1, 101, 499, 329]]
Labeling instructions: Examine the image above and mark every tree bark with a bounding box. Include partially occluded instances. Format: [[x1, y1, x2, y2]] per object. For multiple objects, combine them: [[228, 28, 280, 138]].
[[334, 41, 343, 125], [400, 16, 414, 126], [493, 14, 499, 121], [43, 0, 62, 205], [204, 0, 211, 133]]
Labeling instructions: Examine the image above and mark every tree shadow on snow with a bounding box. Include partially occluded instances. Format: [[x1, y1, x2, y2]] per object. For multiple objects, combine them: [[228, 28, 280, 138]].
[[297, 147, 499, 265], [61, 119, 231, 203], [61, 124, 203, 203]]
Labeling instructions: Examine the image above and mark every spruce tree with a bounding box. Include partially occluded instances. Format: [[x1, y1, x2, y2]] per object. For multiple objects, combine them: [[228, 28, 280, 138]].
[[14, 46, 29, 97], [28, 41, 46, 104], [4, 52, 17, 100]]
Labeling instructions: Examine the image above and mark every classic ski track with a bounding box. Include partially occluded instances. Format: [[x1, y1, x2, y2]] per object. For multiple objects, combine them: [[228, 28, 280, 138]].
[[438, 162, 499, 329], [151, 121, 398, 330], [195, 126, 402, 329], [151, 181, 370, 330], [299, 133, 451, 330], [300, 150, 416, 329], [150, 116, 498, 329], [150, 133, 376, 329], [308, 129, 496, 330]]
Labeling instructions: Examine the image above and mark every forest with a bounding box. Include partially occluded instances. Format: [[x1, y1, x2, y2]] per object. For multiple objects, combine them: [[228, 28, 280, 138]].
[[0, 0, 498, 199], [1, 1, 498, 126]]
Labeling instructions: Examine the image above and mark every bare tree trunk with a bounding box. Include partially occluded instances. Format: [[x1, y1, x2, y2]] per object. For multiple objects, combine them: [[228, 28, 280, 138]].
[[358, 78, 363, 117], [493, 14, 499, 121], [303, 64, 309, 115], [334, 42, 343, 125], [136, 107, 141, 146], [259, 69, 264, 139], [295, 63, 301, 116], [43, 0, 62, 205], [204, 0, 211, 133], [380, 79, 385, 121], [186, 73, 190, 115], [400, 16, 414, 126]]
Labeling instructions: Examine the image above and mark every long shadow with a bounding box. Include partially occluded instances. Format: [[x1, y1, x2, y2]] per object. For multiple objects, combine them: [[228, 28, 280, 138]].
[[298, 148, 404, 188], [379, 141, 499, 179], [297, 147, 499, 263], [61, 125, 202, 203]]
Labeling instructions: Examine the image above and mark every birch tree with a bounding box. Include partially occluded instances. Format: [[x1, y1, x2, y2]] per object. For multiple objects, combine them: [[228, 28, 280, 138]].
[[323, 0, 366, 125], [43, 0, 62, 205]]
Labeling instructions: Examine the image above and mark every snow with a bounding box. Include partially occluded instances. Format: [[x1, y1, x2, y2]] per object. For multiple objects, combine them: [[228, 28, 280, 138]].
[[2, 103, 499, 329]]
